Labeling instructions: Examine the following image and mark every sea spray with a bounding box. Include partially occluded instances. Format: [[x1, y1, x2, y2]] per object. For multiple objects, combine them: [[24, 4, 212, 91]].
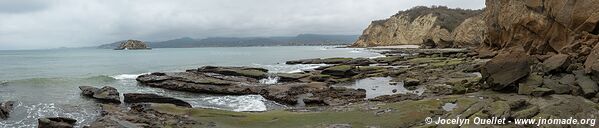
[[190, 95, 269, 112], [111, 73, 150, 80], [259, 74, 280, 85]]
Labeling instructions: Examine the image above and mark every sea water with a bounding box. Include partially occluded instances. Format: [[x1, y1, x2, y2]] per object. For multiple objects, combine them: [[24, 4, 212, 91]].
[[0, 46, 380, 127]]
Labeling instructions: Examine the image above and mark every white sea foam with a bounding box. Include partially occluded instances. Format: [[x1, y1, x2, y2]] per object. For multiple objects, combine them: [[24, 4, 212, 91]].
[[192, 95, 268, 112], [111, 73, 149, 80], [0, 102, 98, 128], [259, 76, 280, 85], [368, 55, 387, 59], [252, 63, 327, 73]]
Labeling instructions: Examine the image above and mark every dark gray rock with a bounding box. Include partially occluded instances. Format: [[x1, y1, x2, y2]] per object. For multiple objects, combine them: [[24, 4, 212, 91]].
[[124, 93, 192, 108], [542, 77, 570, 94], [79, 86, 121, 104], [92, 86, 121, 104], [193, 66, 268, 79], [276, 73, 310, 82], [138, 70, 366, 106], [79, 86, 99, 96], [481, 49, 530, 90], [38, 117, 77, 128], [518, 73, 543, 95], [542, 54, 570, 72], [531, 88, 554, 97], [0, 101, 15, 120], [321, 65, 358, 77], [404, 78, 420, 87], [574, 70, 599, 97]]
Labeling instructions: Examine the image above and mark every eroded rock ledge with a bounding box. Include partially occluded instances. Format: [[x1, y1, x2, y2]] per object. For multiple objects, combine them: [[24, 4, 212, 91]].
[[136, 66, 369, 106]]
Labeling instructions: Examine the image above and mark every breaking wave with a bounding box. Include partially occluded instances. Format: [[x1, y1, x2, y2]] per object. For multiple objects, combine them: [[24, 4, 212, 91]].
[[111, 73, 149, 80], [188, 95, 269, 112]]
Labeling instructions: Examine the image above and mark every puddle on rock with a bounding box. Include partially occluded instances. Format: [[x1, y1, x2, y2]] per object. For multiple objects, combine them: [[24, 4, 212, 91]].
[[442, 102, 457, 111], [333, 77, 425, 99]]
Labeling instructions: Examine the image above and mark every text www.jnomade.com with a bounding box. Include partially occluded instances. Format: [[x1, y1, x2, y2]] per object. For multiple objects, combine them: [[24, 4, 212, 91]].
[[425, 117, 596, 127]]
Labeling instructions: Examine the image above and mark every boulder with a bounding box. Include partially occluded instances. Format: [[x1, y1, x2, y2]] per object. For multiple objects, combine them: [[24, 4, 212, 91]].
[[574, 70, 599, 97], [321, 65, 358, 77], [38, 117, 77, 128], [114, 40, 150, 50], [542, 54, 570, 72], [558, 74, 576, 86], [92, 86, 121, 104], [0, 101, 15, 120], [481, 49, 530, 90], [124, 93, 192, 108], [79, 86, 121, 104], [79, 86, 98, 96], [518, 73, 543, 95], [542, 78, 570, 94]]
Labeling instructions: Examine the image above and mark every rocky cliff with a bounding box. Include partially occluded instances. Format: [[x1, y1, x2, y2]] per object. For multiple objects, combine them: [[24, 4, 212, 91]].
[[352, 6, 483, 48], [114, 40, 150, 50], [482, 0, 599, 55], [480, 0, 599, 97]]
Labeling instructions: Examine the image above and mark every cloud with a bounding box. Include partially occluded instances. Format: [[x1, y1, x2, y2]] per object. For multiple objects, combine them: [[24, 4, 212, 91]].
[[0, 0, 49, 14], [0, 0, 485, 50]]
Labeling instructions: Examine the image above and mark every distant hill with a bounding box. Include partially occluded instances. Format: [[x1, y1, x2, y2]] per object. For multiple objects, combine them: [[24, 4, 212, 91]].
[[97, 34, 358, 49]]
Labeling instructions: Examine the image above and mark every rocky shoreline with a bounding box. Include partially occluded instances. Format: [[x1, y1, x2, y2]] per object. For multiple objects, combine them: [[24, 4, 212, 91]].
[[3, 46, 598, 127], [40, 45, 599, 127], [5, 0, 599, 127]]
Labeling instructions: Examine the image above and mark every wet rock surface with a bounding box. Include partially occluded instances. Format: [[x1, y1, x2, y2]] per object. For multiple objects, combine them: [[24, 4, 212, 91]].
[[38, 117, 77, 128], [86, 104, 199, 128], [79, 86, 121, 104], [0, 101, 14, 120], [124, 93, 192, 108], [137, 66, 370, 106]]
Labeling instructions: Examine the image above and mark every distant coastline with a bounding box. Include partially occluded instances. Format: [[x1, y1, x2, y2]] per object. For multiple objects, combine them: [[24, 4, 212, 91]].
[[97, 34, 358, 49]]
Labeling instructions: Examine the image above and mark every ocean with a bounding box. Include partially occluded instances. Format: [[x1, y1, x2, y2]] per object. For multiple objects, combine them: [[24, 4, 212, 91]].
[[0, 46, 381, 127]]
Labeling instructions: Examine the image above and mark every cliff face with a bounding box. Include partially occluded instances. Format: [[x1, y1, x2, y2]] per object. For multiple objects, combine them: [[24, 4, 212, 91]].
[[352, 6, 483, 47], [483, 0, 599, 55], [452, 15, 487, 47], [480, 0, 599, 91], [115, 40, 150, 50]]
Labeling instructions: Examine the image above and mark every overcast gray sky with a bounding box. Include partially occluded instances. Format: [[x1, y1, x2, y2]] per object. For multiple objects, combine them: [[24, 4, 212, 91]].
[[0, 0, 484, 50]]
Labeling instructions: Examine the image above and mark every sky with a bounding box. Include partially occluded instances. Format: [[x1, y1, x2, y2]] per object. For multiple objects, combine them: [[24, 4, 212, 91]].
[[0, 0, 485, 50]]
